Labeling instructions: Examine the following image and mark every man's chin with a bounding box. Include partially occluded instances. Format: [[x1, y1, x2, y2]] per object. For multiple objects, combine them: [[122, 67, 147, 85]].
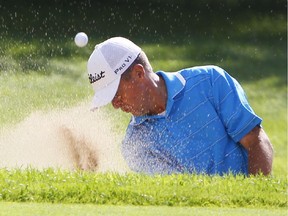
[[131, 110, 147, 117]]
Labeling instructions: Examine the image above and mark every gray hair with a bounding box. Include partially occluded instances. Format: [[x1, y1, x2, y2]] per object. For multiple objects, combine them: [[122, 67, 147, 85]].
[[122, 51, 153, 80]]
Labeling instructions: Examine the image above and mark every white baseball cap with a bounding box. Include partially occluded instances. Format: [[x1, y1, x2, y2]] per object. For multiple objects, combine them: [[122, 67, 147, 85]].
[[87, 37, 141, 111]]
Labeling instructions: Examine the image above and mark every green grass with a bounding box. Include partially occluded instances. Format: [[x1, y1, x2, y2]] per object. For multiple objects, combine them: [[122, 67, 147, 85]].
[[0, 202, 286, 216], [0, 168, 286, 207], [0, 60, 91, 127]]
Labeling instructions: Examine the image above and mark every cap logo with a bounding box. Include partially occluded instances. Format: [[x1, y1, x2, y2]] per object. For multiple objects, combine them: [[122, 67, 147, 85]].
[[114, 55, 132, 74], [88, 71, 105, 84]]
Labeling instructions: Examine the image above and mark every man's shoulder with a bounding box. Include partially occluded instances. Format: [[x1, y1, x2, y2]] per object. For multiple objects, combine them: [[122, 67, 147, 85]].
[[178, 65, 223, 77]]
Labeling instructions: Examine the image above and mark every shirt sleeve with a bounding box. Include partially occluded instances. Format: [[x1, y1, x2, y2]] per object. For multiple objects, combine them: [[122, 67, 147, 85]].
[[210, 66, 262, 142]]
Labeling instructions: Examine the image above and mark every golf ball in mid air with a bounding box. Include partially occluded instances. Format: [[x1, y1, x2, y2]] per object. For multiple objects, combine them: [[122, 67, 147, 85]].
[[74, 32, 88, 47]]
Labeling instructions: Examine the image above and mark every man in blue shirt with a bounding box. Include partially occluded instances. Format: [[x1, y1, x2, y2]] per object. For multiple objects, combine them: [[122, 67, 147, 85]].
[[87, 37, 273, 175]]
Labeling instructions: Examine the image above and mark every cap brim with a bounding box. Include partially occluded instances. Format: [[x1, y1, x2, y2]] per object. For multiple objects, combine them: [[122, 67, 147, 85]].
[[90, 76, 121, 111]]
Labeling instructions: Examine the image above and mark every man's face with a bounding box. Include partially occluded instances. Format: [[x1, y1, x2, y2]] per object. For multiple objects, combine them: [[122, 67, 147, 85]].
[[111, 65, 150, 116]]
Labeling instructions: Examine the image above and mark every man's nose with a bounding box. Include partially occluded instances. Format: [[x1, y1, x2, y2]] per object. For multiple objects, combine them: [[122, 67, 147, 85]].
[[111, 95, 122, 109]]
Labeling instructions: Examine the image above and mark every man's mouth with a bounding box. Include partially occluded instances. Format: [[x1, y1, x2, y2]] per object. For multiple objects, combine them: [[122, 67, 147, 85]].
[[121, 105, 132, 113]]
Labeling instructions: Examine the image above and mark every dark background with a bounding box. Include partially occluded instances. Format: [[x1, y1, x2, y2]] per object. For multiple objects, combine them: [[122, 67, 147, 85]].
[[0, 0, 286, 84], [0, 0, 285, 42]]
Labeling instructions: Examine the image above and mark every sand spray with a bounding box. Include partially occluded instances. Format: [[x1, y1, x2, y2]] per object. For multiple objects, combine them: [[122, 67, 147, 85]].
[[0, 103, 129, 173]]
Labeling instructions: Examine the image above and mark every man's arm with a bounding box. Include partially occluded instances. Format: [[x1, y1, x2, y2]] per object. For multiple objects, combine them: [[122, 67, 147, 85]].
[[239, 126, 273, 175]]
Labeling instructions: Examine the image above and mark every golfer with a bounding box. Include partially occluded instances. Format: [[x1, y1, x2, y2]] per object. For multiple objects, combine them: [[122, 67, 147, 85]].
[[87, 37, 273, 176]]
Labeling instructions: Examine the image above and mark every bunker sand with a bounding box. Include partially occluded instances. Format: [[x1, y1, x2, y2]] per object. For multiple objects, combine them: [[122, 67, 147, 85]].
[[0, 104, 129, 173]]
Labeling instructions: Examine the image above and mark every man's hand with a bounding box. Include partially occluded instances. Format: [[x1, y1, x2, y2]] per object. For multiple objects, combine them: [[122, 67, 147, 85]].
[[239, 126, 274, 175]]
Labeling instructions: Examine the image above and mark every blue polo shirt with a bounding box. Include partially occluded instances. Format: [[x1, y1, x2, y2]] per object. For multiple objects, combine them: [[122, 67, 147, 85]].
[[121, 65, 262, 175]]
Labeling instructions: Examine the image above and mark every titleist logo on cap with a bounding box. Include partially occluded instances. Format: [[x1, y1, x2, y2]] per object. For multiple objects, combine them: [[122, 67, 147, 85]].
[[88, 71, 105, 84]]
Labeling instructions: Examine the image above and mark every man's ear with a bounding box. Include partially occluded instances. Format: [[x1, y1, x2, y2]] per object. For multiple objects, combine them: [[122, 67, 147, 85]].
[[132, 64, 145, 79]]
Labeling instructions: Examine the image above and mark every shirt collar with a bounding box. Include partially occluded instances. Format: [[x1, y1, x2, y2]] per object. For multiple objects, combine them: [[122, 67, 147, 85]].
[[130, 71, 186, 125]]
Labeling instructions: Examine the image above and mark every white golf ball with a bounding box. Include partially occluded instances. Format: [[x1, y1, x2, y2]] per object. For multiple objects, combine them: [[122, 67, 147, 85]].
[[74, 32, 88, 47]]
